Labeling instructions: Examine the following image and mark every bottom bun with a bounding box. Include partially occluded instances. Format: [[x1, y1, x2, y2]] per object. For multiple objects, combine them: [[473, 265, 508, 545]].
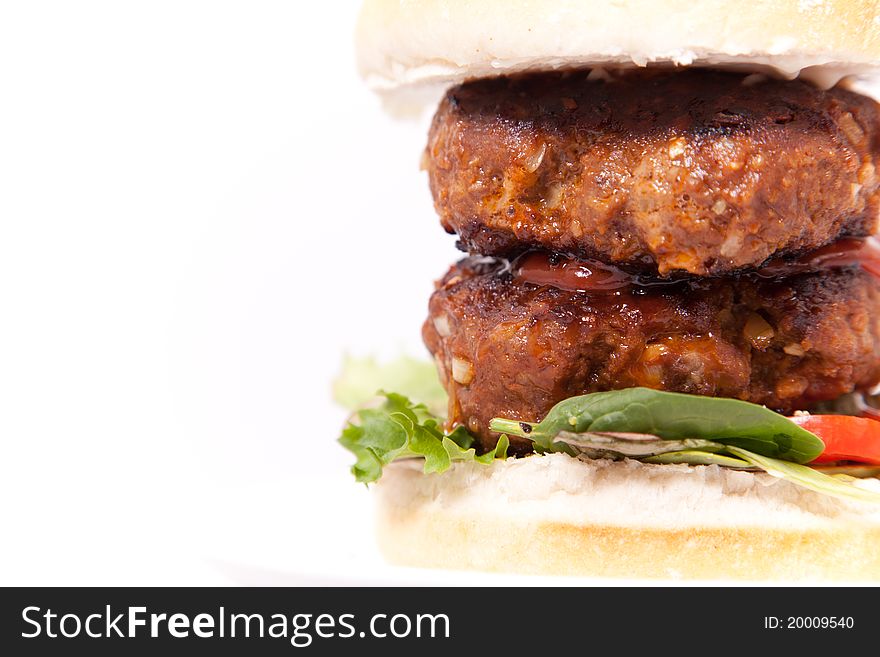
[[374, 454, 880, 580]]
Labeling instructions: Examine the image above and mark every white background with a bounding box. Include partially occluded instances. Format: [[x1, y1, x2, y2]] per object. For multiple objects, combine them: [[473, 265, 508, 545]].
[[0, 1, 457, 584]]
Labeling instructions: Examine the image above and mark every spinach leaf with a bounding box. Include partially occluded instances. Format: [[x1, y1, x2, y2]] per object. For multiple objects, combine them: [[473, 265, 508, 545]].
[[643, 450, 754, 468], [490, 387, 824, 463]]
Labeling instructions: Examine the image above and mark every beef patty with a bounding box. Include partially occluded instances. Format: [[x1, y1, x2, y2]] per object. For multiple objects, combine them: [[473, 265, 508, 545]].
[[423, 257, 880, 452], [425, 69, 880, 276]]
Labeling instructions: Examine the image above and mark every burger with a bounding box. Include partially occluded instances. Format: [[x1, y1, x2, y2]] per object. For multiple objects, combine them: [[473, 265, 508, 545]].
[[340, 0, 880, 580]]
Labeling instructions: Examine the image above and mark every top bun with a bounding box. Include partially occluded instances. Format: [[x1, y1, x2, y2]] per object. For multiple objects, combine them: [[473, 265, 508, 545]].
[[356, 0, 880, 97]]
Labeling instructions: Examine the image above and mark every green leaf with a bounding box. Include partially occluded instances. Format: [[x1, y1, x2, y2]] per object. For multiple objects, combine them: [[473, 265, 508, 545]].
[[333, 355, 447, 416], [338, 391, 508, 483], [410, 425, 451, 474], [338, 425, 383, 483], [490, 388, 824, 463], [553, 431, 725, 460], [356, 408, 409, 454], [446, 424, 477, 450], [727, 447, 880, 505], [809, 463, 880, 479], [643, 450, 753, 468], [477, 433, 510, 464]]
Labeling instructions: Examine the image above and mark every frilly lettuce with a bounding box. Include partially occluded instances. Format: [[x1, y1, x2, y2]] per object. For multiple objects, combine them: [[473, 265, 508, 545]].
[[333, 354, 447, 417], [339, 391, 508, 484]]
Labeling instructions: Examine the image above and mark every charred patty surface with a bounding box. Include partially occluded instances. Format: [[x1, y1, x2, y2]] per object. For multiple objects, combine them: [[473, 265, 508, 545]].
[[423, 258, 880, 452], [426, 70, 880, 275]]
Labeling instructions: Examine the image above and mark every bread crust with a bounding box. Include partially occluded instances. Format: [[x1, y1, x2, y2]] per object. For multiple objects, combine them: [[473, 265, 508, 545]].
[[377, 513, 880, 580]]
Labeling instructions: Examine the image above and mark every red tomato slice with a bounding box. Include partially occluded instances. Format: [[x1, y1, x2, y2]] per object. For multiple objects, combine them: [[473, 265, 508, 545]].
[[789, 415, 880, 465]]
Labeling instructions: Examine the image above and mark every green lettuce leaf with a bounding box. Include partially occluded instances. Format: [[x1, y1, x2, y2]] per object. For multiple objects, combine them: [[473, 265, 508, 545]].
[[333, 355, 447, 417], [338, 391, 508, 484], [726, 447, 880, 505]]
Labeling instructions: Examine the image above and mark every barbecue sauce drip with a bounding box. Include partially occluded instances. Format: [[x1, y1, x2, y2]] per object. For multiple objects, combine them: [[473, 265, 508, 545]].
[[512, 237, 880, 293]]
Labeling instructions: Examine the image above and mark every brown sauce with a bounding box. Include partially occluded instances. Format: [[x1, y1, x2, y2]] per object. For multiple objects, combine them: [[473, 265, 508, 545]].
[[512, 237, 880, 293]]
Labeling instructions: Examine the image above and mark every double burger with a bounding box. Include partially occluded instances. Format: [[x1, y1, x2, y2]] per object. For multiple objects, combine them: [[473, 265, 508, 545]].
[[342, 0, 880, 579]]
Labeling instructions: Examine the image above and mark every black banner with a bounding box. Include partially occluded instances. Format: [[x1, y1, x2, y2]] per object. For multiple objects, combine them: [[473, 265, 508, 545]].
[[1, 587, 876, 654]]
